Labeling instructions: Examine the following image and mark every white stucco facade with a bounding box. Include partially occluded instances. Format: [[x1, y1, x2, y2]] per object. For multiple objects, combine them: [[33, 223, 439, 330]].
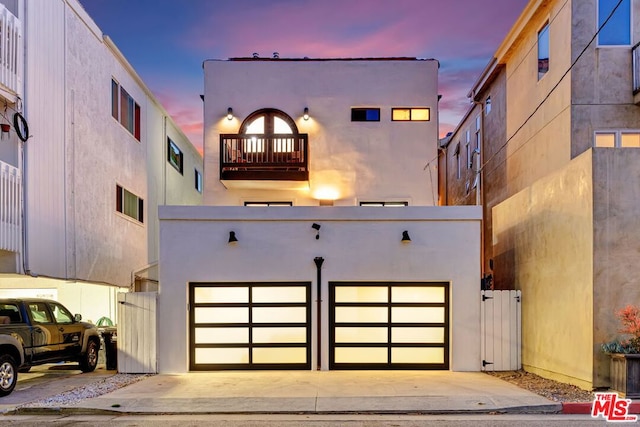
[[159, 206, 482, 373], [0, 0, 203, 321]]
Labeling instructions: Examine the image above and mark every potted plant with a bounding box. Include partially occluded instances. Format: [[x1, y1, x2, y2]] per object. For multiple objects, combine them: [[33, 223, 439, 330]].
[[602, 304, 640, 398]]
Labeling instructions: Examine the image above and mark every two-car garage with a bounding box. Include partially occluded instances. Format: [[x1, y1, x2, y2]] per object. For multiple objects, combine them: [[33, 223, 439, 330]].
[[189, 282, 449, 370]]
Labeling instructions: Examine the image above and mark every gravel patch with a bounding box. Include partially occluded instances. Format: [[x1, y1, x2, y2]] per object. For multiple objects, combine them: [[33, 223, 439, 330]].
[[16, 373, 152, 408], [486, 370, 596, 402]]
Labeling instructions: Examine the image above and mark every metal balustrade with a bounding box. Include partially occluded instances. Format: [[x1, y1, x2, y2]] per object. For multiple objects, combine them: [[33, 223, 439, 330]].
[[0, 5, 22, 96]]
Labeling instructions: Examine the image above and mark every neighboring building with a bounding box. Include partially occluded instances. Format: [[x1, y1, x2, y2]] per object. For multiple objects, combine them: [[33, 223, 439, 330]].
[[158, 57, 482, 373], [0, 0, 202, 323], [443, 0, 640, 390]]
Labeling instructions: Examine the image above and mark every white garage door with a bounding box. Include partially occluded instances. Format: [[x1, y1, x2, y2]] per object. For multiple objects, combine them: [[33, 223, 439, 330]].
[[329, 282, 449, 369], [189, 282, 311, 370]]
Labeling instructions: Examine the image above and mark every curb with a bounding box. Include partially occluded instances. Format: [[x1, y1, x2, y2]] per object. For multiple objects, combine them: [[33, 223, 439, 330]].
[[562, 402, 640, 414]]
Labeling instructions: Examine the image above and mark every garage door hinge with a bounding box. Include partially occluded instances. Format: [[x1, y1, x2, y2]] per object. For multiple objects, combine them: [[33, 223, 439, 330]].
[[482, 360, 493, 367], [482, 295, 493, 301]]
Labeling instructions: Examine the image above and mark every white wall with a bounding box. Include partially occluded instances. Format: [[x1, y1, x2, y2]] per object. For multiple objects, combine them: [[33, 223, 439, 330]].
[[203, 59, 439, 206], [158, 205, 482, 373], [22, 0, 202, 289]]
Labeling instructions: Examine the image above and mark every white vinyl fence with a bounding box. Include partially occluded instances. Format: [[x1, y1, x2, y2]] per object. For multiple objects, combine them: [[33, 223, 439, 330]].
[[117, 292, 157, 373], [480, 290, 521, 371]]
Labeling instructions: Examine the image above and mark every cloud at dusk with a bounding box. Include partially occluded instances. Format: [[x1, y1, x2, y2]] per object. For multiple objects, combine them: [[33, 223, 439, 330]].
[[80, 0, 529, 151]]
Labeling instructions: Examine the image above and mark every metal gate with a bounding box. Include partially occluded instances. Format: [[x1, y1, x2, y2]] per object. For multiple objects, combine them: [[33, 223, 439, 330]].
[[480, 290, 521, 371], [189, 282, 311, 370], [329, 282, 449, 369]]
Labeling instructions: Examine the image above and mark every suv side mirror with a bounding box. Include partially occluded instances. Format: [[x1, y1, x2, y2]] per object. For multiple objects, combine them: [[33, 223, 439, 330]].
[[74, 313, 82, 322]]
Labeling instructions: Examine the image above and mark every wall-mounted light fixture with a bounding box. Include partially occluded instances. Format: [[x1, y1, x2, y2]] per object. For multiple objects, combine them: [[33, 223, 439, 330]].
[[228, 231, 238, 243], [303, 107, 309, 121], [227, 107, 233, 120], [312, 223, 321, 239], [401, 230, 411, 243]]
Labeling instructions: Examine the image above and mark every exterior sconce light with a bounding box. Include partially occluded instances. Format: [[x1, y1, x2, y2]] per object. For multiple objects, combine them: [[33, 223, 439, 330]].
[[303, 107, 309, 121], [401, 230, 411, 243], [227, 107, 233, 120], [228, 231, 238, 244], [312, 223, 321, 239]]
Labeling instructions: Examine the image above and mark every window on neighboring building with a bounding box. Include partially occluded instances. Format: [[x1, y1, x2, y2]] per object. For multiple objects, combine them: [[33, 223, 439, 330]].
[[454, 142, 461, 180], [391, 108, 430, 121], [595, 131, 640, 147], [351, 108, 380, 122], [485, 97, 492, 114], [111, 79, 141, 140], [466, 140, 472, 169], [116, 185, 144, 223], [475, 115, 481, 155], [195, 169, 202, 193], [360, 202, 408, 206], [167, 138, 183, 174], [598, 0, 630, 46], [244, 201, 293, 206], [538, 22, 550, 80]]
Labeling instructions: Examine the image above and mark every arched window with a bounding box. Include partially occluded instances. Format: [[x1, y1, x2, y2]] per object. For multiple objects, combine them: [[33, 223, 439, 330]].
[[239, 109, 299, 153]]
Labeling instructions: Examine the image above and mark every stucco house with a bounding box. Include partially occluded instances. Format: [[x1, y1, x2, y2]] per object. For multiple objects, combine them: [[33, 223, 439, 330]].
[[0, 0, 202, 322], [441, 0, 640, 390], [158, 57, 482, 372]]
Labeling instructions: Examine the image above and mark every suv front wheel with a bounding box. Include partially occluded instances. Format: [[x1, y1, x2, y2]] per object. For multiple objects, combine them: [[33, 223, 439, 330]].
[[79, 340, 98, 373]]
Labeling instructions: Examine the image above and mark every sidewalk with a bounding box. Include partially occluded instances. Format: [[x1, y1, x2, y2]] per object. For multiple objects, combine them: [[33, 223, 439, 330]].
[[17, 371, 562, 415]]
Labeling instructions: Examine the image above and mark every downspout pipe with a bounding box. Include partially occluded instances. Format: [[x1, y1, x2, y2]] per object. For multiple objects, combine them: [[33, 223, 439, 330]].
[[314, 256, 324, 370]]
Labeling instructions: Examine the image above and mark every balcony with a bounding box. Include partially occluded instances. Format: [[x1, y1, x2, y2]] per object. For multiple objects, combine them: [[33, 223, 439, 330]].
[[0, 5, 22, 99], [633, 42, 640, 104], [0, 160, 21, 253], [220, 134, 309, 190]]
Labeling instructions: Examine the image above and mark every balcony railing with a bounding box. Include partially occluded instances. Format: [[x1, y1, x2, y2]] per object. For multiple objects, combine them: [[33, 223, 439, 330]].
[[633, 42, 640, 95], [220, 134, 309, 182], [0, 160, 21, 253], [0, 5, 22, 96]]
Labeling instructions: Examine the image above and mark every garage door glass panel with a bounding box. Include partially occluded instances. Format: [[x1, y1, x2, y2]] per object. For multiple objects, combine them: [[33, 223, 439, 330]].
[[335, 307, 388, 323], [253, 347, 306, 364], [194, 287, 248, 303], [392, 327, 444, 343], [252, 307, 306, 323], [392, 347, 444, 364], [335, 347, 388, 363], [335, 286, 387, 303], [392, 307, 444, 323], [252, 327, 307, 343], [392, 287, 444, 303], [335, 327, 388, 343], [253, 286, 306, 303], [195, 348, 249, 364], [195, 327, 249, 344], [195, 307, 248, 323]]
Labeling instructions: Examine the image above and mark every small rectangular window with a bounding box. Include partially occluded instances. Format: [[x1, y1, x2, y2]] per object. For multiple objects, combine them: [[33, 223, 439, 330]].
[[168, 138, 184, 174], [538, 22, 550, 80], [351, 108, 380, 122], [195, 169, 202, 193], [454, 142, 461, 180], [111, 79, 141, 141], [244, 202, 293, 206], [485, 97, 491, 114], [360, 202, 408, 207], [116, 184, 144, 223], [598, 0, 630, 46], [391, 108, 430, 121], [594, 130, 640, 148]]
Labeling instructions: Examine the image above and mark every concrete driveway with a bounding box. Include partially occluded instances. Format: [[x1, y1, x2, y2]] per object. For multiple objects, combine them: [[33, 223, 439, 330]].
[[0, 363, 115, 412]]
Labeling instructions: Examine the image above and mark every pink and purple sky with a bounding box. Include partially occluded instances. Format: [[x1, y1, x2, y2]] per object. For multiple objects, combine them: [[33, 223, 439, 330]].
[[78, 0, 528, 154]]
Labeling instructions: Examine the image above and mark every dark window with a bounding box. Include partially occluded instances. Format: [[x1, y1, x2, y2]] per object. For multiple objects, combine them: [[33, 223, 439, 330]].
[[244, 201, 293, 206], [598, 0, 630, 45], [116, 184, 144, 223], [195, 169, 202, 193], [360, 202, 408, 207], [111, 78, 141, 141], [168, 138, 184, 174], [351, 108, 380, 122]]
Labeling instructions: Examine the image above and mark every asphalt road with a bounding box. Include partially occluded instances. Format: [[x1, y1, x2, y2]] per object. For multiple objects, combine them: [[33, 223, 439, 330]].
[[0, 414, 623, 426]]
